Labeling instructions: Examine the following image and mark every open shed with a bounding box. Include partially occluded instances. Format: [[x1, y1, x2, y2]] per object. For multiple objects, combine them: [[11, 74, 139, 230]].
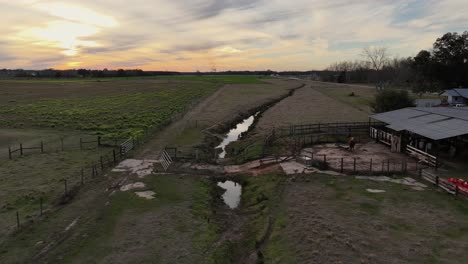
[[370, 107, 468, 167]]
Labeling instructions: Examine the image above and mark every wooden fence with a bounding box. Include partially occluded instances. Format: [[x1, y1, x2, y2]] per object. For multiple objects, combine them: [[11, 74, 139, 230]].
[[6, 136, 121, 160], [276, 122, 385, 138], [8, 141, 44, 159], [419, 169, 468, 199], [6, 134, 147, 235], [370, 126, 438, 168], [298, 150, 422, 175]]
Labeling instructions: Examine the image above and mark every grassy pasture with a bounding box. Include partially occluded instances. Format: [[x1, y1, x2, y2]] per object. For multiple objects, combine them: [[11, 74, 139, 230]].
[[0, 76, 265, 140], [0, 81, 218, 139], [265, 174, 468, 264], [0, 173, 218, 264], [312, 81, 376, 114]]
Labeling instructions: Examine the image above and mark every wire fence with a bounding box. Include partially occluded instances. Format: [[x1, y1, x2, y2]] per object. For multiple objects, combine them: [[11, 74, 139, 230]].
[[2, 94, 212, 237], [5, 137, 146, 236], [5, 136, 124, 160]]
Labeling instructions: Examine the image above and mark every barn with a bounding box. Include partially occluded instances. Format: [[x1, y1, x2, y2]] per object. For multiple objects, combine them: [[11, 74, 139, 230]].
[[369, 107, 468, 167], [440, 88, 468, 106]]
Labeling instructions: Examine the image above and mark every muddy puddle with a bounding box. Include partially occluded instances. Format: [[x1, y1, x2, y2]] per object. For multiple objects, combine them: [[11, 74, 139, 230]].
[[216, 112, 259, 158], [217, 181, 242, 209]]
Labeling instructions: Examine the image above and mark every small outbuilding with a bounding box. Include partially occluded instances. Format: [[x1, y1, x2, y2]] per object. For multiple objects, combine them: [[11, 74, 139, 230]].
[[440, 88, 468, 106]]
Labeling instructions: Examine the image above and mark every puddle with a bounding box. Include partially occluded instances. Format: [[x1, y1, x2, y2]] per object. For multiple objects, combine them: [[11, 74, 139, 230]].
[[216, 112, 259, 158], [217, 181, 242, 209]]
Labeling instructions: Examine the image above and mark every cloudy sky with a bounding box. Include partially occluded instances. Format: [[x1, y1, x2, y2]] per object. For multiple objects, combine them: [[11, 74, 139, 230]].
[[1, 0, 467, 71]]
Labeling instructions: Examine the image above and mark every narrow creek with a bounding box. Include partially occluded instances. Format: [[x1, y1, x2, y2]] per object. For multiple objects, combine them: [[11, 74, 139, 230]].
[[217, 180, 242, 209], [216, 112, 259, 158], [214, 82, 306, 159]]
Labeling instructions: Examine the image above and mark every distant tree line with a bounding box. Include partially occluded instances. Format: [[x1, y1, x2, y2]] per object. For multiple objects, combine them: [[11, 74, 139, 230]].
[[0, 68, 183, 79], [0, 68, 291, 79], [323, 31, 468, 92]]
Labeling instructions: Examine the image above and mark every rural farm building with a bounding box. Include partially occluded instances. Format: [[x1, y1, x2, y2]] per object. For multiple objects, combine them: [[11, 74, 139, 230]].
[[440, 88, 468, 106], [370, 107, 468, 167]]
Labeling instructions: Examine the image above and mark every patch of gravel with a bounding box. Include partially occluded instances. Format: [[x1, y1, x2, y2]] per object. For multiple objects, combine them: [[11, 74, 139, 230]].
[[135, 191, 156, 200], [120, 182, 146, 192], [113, 159, 160, 178]]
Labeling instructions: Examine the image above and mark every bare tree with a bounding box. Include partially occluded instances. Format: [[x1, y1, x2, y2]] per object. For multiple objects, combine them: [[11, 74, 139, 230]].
[[362, 47, 389, 71], [362, 47, 390, 87]]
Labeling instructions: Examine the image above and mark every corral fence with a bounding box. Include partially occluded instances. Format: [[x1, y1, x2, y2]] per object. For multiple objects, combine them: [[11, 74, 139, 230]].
[[419, 169, 468, 199], [297, 150, 423, 175], [218, 122, 386, 164], [275, 121, 385, 138]]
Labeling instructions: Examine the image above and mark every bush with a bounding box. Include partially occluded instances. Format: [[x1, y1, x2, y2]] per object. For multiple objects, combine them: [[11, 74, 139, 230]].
[[371, 89, 415, 113]]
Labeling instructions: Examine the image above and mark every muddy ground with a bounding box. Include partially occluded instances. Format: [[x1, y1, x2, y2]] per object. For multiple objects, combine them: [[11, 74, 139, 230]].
[[302, 142, 420, 173]]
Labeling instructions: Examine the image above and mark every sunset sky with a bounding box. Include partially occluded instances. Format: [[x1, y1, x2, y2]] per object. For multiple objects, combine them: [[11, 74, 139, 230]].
[[1, 0, 467, 71]]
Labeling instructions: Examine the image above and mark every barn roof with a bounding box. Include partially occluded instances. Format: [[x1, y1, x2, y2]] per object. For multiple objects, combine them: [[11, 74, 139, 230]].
[[371, 107, 468, 140], [441, 88, 468, 98]]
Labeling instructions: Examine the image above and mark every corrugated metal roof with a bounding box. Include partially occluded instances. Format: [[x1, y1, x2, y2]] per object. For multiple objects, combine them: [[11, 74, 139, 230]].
[[441, 89, 468, 98], [454, 89, 468, 98], [371, 107, 468, 140]]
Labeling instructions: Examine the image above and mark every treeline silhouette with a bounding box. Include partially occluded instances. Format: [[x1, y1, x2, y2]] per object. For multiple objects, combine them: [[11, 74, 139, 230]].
[[324, 31, 468, 92]]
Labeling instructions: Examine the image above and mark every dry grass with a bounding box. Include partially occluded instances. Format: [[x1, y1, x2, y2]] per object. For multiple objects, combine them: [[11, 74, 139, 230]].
[[254, 84, 369, 134], [266, 174, 468, 264]]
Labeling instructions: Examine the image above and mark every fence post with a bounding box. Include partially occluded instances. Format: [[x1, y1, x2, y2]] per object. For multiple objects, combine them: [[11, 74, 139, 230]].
[[61, 138, 64, 151], [81, 168, 84, 185], [92, 166, 95, 178], [340, 158, 344, 173], [113, 150, 117, 164], [370, 159, 373, 174], [387, 160, 390, 174], [455, 185, 459, 196], [40, 141, 44, 153], [80, 138, 83, 150], [20, 143, 23, 156], [323, 155, 327, 164], [97, 136, 101, 147], [353, 158, 357, 173], [8, 146, 12, 160], [435, 175, 439, 187], [100, 156, 104, 171], [418, 168, 422, 178], [16, 211, 20, 229]]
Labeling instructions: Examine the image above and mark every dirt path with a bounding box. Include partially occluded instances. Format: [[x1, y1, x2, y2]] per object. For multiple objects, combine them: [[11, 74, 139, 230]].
[[137, 79, 301, 159]]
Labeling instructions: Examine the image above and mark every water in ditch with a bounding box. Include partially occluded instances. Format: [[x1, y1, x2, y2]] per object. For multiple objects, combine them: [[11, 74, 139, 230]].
[[216, 112, 259, 158], [217, 180, 242, 209]]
